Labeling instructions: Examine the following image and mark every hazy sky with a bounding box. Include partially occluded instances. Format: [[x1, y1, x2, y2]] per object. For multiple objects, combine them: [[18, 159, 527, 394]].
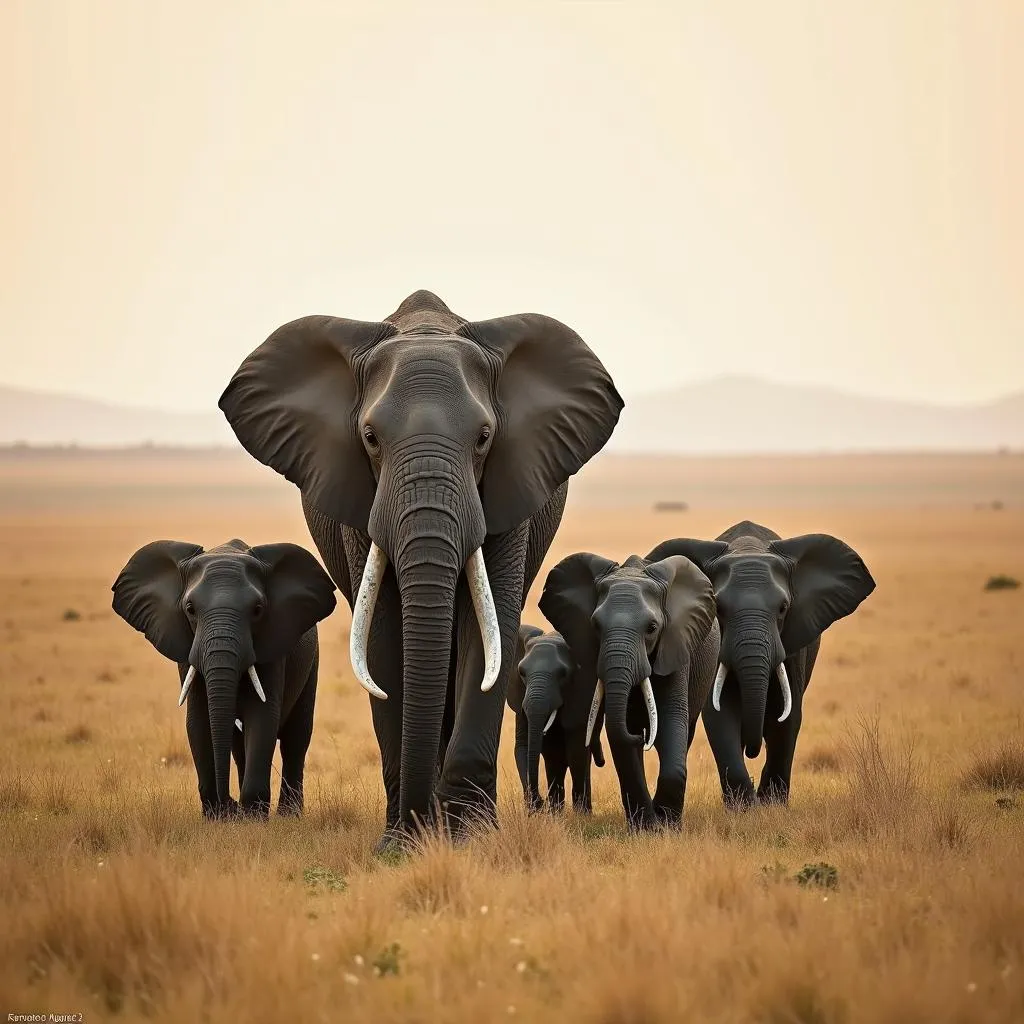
[[3, 1, 1022, 412]]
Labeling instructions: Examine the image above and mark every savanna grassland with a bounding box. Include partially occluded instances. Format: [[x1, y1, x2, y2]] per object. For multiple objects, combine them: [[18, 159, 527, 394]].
[[1, 449, 1023, 1023]]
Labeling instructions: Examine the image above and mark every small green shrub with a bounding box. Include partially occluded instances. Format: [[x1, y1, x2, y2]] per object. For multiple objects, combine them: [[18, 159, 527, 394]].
[[984, 574, 1020, 591], [302, 866, 347, 893], [62, 608, 82, 621], [372, 942, 403, 977], [794, 862, 839, 890]]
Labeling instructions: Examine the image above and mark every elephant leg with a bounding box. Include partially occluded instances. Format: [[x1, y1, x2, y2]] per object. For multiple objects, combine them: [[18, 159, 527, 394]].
[[758, 656, 804, 805], [542, 733, 568, 813], [238, 673, 283, 820], [184, 673, 235, 819], [277, 665, 317, 817], [701, 683, 755, 809], [345, 531, 405, 842], [513, 713, 530, 804], [651, 674, 688, 829], [437, 524, 530, 835], [566, 725, 593, 814]]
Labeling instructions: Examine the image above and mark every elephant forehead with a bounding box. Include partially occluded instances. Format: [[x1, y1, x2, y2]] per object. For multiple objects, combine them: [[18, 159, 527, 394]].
[[522, 636, 573, 671], [595, 576, 661, 615], [717, 553, 788, 586], [366, 336, 492, 389], [187, 552, 262, 588]]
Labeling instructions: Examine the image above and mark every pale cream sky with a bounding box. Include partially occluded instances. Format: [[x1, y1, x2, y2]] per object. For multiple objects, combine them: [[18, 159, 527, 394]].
[[2, 1, 1021, 412]]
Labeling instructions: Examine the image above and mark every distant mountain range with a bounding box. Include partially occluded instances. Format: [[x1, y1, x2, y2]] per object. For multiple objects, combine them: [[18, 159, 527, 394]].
[[0, 385, 233, 447], [608, 376, 1024, 453], [2, 378, 1022, 452]]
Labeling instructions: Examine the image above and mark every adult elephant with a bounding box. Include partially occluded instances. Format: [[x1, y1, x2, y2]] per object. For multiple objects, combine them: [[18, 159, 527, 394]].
[[649, 521, 875, 806], [219, 290, 622, 843]]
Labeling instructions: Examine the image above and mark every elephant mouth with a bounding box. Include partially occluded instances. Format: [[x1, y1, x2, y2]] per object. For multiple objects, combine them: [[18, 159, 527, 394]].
[[586, 678, 658, 751], [177, 664, 267, 707], [711, 661, 793, 723], [348, 542, 501, 699]]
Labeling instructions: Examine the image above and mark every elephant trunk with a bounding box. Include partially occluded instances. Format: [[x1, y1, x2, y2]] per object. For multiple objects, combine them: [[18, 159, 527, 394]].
[[598, 632, 650, 750], [195, 612, 251, 808], [523, 677, 559, 811], [726, 612, 776, 759]]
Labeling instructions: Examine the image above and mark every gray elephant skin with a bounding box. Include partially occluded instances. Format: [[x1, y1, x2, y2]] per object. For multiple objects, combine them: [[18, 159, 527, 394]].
[[539, 549, 720, 830], [219, 290, 622, 843], [112, 539, 337, 819], [506, 624, 606, 814], [649, 521, 875, 806]]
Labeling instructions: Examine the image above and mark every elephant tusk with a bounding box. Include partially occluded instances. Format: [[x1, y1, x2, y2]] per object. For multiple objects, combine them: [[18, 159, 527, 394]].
[[585, 680, 605, 747], [640, 677, 658, 751], [467, 548, 503, 693], [350, 543, 388, 700], [235, 719, 243, 732], [178, 665, 197, 707], [248, 666, 267, 703], [543, 709, 558, 735], [712, 662, 727, 711], [776, 662, 793, 722]]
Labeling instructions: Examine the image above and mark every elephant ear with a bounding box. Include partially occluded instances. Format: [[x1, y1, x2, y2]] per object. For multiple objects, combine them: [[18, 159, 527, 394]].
[[111, 541, 204, 662], [768, 534, 876, 655], [461, 314, 624, 535], [538, 552, 617, 677], [645, 538, 729, 576], [507, 623, 544, 715], [646, 555, 716, 676], [219, 316, 397, 530], [250, 543, 338, 662]]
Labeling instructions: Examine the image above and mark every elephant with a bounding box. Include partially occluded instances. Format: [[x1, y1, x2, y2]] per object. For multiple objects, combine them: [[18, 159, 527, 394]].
[[648, 521, 875, 806], [111, 538, 337, 819], [538, 548, 720, 830], [218, 290, 622, 843], [506, 623, 606, 814]]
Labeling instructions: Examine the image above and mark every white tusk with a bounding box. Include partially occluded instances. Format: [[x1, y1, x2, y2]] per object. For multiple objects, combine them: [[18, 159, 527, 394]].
[[776, 662, 793, 722], [235, 719, 243, 732], [467, 549, 503, 692], [585, 680, 605, 747], [640, 677, 658, 751], [543, 709, 558, 735], [349, 543, 388, 700], [248, 665, 266, 703], [178, 665, 196, 707], [712, 662, 727, 711]]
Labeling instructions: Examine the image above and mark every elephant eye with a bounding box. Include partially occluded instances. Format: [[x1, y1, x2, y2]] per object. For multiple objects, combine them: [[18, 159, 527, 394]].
[[475, 425, 491, 451], [363, 426, 379, 451], [779, 600, 789, 616], [646, 620, 658, 635], [252, 602, 265, 621], [184, 600, 195, 616]]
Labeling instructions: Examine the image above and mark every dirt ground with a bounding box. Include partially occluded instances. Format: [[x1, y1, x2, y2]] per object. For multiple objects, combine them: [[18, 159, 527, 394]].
[[1, 449, 1022, 1023]]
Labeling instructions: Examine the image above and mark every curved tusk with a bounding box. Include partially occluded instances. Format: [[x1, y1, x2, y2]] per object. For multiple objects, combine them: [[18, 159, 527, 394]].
[[178, 665, 196, 707], [543, 709, 558, 735], [712, 662, 727, 711], [640, 677, 658, 751], [235, 719, 243, 732], [349, 543, 388, 700], [776, 662, 793, 722], [585, 680, 605, 747], [467, 549, 503, 692], [248, 665, 266, 703]]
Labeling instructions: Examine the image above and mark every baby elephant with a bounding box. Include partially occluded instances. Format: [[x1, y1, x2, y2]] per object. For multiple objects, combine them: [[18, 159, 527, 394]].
[[540, 549, 720, 830], [112, 538, 336, 819], [507, 624, 606, 814], [650, 521, 875, 807]]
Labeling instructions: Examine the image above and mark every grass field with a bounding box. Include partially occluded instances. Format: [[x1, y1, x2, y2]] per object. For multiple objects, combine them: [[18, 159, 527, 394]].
[[1, 449, 1023, 1023]]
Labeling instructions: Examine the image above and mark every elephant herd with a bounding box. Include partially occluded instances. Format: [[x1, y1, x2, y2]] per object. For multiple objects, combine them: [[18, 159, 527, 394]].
[[111, 290, 875, 848]]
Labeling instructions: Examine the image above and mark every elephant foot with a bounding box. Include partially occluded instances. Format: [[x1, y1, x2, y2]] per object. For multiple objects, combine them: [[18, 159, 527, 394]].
[[436, 790, 498, 840], [276, 801, 303, 818], [757, 783, 790, 807], [202, 797, 239, 821], [722, 780, 757, 811], [238, 799, 271, 821]]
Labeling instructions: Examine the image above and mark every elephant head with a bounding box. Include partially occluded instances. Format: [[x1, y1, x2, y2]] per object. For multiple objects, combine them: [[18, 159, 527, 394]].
[[112, 539, 337, 806], [219, 291, 622, 822], [649, 531, 875, 757], [539, 552, 716, 757], [506, 624, 589, 809]]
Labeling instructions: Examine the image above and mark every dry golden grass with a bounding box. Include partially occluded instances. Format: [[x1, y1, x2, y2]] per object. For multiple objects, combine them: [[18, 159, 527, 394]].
[[1, 450, 1023, 1022]]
